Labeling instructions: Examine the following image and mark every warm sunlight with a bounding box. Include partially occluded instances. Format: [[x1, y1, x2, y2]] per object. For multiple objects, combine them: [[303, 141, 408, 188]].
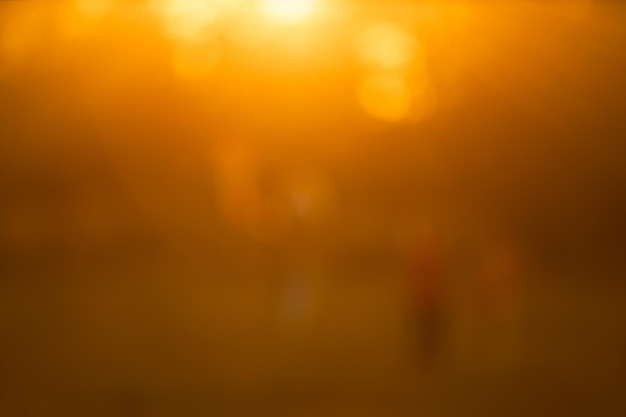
[[355, 21, 426, 123], [1, 2, 625, 417], [150, 0, 220, 40], [261, 0, 316, 25], [76, 0, 112, 19]]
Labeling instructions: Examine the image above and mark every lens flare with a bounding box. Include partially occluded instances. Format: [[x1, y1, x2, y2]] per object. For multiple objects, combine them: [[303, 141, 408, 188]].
[[261, 0, 316, 24]]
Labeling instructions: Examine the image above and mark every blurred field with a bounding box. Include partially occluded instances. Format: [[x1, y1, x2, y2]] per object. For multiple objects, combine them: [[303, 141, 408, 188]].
[[1, 254, 624, 416]]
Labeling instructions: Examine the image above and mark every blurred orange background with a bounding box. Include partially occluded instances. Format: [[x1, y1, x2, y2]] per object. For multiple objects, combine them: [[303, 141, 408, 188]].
[[0, 1, 625, 416]]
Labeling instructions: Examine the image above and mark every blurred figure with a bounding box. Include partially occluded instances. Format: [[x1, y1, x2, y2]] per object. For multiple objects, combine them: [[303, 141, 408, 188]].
[[277, 167, 335, 330], [407, 219, 448, 370]]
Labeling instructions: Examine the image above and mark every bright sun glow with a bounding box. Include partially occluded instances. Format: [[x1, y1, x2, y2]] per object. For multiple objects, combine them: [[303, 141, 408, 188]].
[[262, 0, 316, 24], [150, 0, 220, 40]]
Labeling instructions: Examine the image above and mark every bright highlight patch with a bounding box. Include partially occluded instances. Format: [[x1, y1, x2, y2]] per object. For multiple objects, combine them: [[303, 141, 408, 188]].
[[262, 0, 316, 24], [150, 0, 220, 40]]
